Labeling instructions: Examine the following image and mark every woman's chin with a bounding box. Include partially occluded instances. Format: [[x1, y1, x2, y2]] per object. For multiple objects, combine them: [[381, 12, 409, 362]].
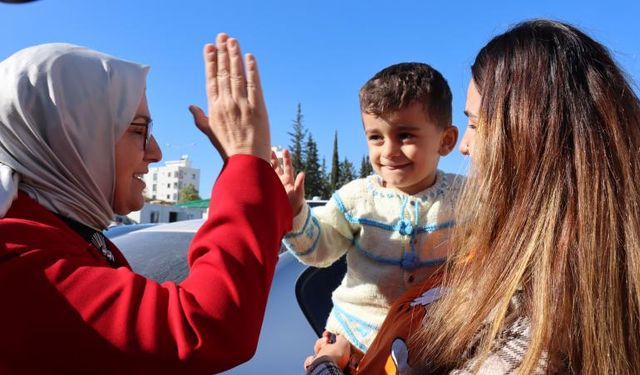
[[113, 196, 144, 215], [129, 199, 145, 213]]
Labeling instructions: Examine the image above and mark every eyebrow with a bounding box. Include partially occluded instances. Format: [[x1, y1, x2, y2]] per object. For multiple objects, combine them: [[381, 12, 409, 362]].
[[395, 124, 422, 131], [364, 123, 421, 133], [463, 110, 478, 119]]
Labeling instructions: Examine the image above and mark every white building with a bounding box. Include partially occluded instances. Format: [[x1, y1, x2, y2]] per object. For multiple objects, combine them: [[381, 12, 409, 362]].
[[272, 145, 284, 166], [127, 202, 206, 224], [144, 155, 200, 203]]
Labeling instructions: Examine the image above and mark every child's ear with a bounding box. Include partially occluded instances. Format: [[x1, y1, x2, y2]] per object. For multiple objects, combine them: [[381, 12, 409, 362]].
[[438, 125, 458, 156]]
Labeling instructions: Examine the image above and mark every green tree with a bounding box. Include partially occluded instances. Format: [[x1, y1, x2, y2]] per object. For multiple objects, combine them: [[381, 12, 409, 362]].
[[359, 155, 374, 177], [179, 183, 201, 203], [303, 133, 324, 199], [321, 156, 331, 199], [329, 131, 340, 193], [337, 158, 356, 189], [288, 103, 307, 174]]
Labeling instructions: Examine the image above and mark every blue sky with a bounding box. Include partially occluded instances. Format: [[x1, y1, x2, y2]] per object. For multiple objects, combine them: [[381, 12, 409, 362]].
[[2, 0, 639, 198]]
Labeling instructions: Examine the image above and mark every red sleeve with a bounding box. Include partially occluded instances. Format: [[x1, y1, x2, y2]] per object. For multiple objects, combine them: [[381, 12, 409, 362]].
[[179, 154, 293, 369], [1, 155, 292, 373]]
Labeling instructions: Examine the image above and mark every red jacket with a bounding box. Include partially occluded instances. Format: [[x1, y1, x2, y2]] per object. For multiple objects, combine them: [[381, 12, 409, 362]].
[[0, 155, 292, 374]]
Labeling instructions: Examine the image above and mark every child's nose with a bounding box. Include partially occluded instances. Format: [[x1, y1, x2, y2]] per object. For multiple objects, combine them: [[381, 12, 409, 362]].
[[382, 140, 401, 158]]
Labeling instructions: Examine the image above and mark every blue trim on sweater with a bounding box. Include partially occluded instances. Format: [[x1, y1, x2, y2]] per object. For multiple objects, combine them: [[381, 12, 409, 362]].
[[365, 173, 452, 203], [354, 239, 447, 270], [400, 196, 408, 221], [331, 303, 379, 353], [332, 191, 455, 270], [332, 192, 393, 229], [333, 192, 456, 235], [288, 215, 322, 256], [284, 205, 312, 238], [283, 210, 323, 257], [417, 220, 456, 233]]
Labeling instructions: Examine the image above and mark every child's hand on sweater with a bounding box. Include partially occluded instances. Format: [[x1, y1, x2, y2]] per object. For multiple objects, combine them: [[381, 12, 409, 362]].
[[271, 148, 305, 216]]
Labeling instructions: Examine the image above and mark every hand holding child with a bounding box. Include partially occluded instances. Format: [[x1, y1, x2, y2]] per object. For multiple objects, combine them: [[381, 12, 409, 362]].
[[271, 149, 305, 216], [303, 331, 351, 370]]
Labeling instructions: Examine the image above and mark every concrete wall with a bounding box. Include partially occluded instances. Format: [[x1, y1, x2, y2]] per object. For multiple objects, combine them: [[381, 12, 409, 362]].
[[127, 203, 206, 224]]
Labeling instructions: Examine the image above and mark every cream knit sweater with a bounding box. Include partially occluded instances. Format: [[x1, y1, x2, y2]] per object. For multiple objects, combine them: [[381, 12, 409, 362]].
[[283, 171, 464, 352]]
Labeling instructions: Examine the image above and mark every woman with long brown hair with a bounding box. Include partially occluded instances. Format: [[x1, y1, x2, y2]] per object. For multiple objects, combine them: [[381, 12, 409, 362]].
[[415, 18, 640, 374], [306, 19, 640, 374]]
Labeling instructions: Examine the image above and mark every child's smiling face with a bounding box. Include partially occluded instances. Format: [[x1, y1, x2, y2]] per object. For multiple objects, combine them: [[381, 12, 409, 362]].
[[362, 102, 457, 195]]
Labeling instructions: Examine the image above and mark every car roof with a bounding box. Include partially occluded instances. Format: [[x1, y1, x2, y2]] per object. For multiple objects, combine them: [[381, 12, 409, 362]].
[[137, 218, 205, 233]]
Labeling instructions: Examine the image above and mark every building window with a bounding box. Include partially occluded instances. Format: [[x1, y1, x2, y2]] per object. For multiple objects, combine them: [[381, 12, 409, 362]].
[[167, 183, 170, 188], [153, 173, 157, 181], [173, 193, 177, 200], [166, 194, 170, 199], [152, 184, 156, 191], [192, 173, 196, 179], [174, 182, 178, 188], [150, 211, 159, 223]]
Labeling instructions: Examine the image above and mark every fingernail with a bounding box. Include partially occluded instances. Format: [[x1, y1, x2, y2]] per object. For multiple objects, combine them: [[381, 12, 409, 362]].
[[228, 39, 237, 48], [206, 52, 215, 61]]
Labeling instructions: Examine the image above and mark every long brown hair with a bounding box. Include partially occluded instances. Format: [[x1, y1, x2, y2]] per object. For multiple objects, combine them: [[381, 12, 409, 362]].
[[414, 20, 640, 373]]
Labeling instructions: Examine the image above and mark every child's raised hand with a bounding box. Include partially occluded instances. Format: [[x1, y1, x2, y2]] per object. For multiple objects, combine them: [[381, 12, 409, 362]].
[[271, 149, 305, 216]]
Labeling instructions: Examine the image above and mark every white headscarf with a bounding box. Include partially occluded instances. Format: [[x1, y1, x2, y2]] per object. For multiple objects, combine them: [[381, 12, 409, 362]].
[[0, 43, 149, 230]]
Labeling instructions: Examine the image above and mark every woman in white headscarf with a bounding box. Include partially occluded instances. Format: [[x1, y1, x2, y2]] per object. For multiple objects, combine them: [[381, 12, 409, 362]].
[[0, 34, 292, 373]]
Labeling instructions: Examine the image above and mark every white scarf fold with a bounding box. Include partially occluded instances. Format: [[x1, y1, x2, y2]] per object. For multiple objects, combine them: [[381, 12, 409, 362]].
[[0, 43, 149, 229]]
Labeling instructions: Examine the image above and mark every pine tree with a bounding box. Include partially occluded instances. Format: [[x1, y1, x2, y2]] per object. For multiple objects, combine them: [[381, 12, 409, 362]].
[[303, 133, 324, 199], [359, 155, 374, 177], [330, 131, 340, 193], [337, 158, 356, 189], [288, 103, 307, 174], [321, 157, 331, 199]]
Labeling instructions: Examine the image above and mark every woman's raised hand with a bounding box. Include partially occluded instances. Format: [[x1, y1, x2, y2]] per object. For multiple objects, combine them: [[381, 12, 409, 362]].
[[190, 33, 271, 162]]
